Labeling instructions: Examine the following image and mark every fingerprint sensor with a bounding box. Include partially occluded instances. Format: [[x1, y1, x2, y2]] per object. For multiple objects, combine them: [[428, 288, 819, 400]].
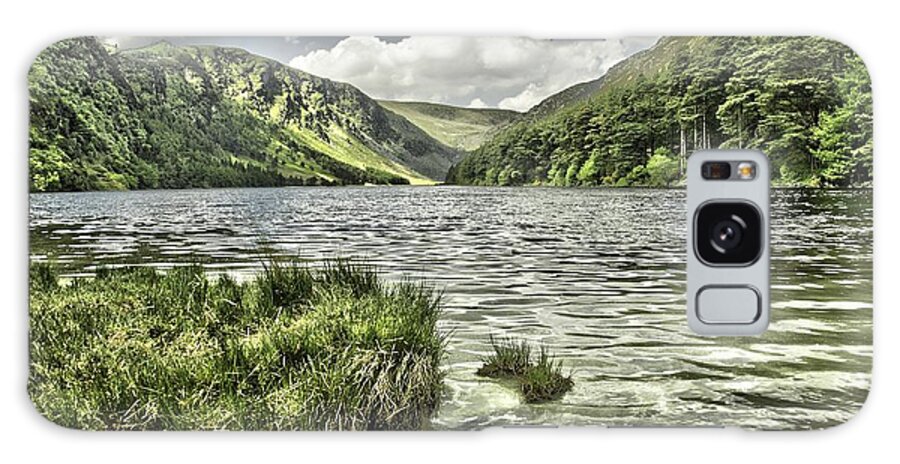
[[696, 286, 761, 324]]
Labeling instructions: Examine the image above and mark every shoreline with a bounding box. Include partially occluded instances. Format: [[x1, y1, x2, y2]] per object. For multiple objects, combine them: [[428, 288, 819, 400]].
[[27, 184, 875, 195]]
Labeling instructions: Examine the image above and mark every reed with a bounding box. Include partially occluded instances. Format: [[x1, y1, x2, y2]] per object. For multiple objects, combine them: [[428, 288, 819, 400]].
[[28, 259, 446, 430]]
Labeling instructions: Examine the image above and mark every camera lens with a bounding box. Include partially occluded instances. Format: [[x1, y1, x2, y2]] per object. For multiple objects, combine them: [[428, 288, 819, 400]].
[[695, 202, 762, 265], [711, 218, 743, 251]]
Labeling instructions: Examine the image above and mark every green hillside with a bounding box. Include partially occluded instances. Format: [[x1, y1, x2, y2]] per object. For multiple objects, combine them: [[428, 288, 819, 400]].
[[29, 38, 461, 192], [448, 37, 872, 188], [378, 100, 519, 151]]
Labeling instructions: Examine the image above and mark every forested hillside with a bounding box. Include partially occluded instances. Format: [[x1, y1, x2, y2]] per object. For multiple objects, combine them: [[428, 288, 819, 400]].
[[448, 37, 872, 188], [28, 38, 461, 192]]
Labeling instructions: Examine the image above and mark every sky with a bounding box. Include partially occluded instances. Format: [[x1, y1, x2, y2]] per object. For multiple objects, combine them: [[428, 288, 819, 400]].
[[107, 36, 658, 112]]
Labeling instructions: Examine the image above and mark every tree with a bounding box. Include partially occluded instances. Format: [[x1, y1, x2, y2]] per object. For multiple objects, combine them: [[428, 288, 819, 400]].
[[645, 149, 680, 187], [812, 54, 873, 186]]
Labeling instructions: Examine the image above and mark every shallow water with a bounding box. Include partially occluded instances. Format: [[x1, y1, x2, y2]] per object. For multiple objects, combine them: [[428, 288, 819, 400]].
[[29, 186, 872, 429]]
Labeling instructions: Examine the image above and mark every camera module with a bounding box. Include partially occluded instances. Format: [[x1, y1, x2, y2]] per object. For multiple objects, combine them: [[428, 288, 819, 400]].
[[694, 202, 762, 265]]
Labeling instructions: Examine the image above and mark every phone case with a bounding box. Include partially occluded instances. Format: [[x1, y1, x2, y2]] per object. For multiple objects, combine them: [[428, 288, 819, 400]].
[[28, 36, 872, 430]]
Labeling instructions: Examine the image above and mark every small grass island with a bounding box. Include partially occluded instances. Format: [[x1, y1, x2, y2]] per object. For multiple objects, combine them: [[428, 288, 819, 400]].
[[477, 336, 574, 403]]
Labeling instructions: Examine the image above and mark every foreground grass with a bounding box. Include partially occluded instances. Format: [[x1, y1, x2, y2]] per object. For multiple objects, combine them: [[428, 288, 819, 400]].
[[476, 336, 573, 403], [28, 260, 446, 430]]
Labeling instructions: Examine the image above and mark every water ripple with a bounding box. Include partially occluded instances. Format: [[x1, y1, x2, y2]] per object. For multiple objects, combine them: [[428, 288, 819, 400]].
[[29, 186, 872, 430]]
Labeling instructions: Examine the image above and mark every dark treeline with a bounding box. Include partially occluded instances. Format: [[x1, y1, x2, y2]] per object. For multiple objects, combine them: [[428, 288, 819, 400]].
[[448, 37, 872, 188]]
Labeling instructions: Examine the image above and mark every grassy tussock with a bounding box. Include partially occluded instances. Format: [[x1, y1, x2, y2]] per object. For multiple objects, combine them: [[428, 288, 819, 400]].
[[28, 260, 445, 430], [477, 335, 573, 403]]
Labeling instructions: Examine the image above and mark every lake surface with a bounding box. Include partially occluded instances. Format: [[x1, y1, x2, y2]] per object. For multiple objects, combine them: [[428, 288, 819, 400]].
[[29, 186, 873, 430]]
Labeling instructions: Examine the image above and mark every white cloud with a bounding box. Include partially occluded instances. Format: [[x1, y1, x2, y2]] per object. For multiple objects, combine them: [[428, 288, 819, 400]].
[[289, 36, 657, 112], [467, 98, 489, 109]]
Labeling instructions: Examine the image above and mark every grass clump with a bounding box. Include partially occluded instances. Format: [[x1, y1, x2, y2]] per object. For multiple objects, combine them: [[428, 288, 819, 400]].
[[475, 335, 531, 377], [28, 259, 445, 430], [477, 335, 573, 403]]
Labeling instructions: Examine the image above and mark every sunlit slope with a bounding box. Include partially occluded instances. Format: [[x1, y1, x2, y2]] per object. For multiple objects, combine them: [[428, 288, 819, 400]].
[[378, 100, 519, 152], [29, 38, 461, 191]]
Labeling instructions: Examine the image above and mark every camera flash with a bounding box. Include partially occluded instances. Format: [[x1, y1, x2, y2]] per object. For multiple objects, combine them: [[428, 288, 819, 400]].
[[737, 162, 756, 180]]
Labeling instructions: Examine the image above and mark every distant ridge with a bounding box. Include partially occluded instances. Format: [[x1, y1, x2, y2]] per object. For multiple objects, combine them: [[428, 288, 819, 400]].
[[378, 100, 519, 152]]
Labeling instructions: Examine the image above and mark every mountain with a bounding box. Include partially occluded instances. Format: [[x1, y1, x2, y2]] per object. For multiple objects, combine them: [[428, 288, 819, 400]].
[[377, 100, 519, 151], [28, 38, 461, 192], [448, 37, 873, 188]]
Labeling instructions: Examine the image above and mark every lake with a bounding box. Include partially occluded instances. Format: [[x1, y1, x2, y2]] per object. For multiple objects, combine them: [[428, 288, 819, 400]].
[[29, 186, 872, 430]]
